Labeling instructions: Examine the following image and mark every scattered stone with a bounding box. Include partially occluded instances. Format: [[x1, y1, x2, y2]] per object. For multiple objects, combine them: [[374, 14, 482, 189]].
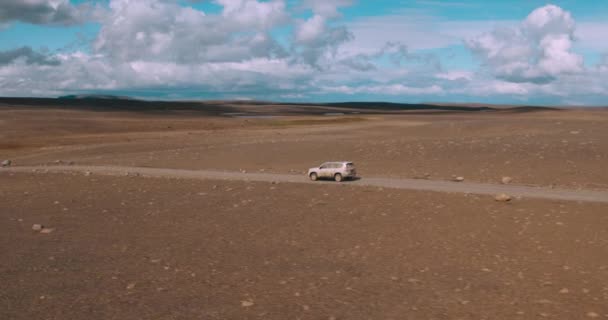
[[586, 312, 600, 318], [241, 300, 254, 307], [84, 171, 92, 176], [126, 283, 136, 290], [40, 228, 54, 234], [1, 160, 11, 167], [494, 194, 512, 202], [501, 176, 513, 184], [414, 173, 431, 180], [453, 176, 465, 182], [32, 224, 44, 231], [559, 288, 569, 294]]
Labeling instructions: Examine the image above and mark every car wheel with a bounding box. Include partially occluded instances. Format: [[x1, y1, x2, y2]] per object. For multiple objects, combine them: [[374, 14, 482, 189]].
[[334, 173, 343, 182], [310, 172, 318, 181]]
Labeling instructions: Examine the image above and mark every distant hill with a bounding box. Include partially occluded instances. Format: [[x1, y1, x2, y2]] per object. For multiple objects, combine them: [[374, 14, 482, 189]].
[[58, 94, 136, 100], [320, 102, 494, 112], [0, 96, 572, 116]]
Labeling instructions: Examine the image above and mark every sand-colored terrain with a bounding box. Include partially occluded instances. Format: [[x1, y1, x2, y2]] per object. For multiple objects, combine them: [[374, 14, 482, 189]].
[[2, 99, 607, 189], [1, 99, 608, 319]]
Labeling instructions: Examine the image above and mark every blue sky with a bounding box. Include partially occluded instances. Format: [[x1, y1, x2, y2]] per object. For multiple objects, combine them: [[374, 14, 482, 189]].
[[1, 0, 608, 105]]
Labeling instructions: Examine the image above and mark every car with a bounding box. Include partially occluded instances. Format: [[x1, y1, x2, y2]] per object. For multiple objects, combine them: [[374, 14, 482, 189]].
[[308, 161, 357, 182]]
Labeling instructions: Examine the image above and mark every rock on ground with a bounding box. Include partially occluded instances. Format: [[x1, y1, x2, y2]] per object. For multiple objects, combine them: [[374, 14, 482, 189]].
[[495, 193, 512, 202], [2, 160, 11, 167], [40, 228, 54, 234], [241, 300, 254, 307]]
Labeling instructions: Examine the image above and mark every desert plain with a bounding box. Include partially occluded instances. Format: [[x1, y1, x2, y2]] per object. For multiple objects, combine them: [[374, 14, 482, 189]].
[[1, 98, 608, 319]]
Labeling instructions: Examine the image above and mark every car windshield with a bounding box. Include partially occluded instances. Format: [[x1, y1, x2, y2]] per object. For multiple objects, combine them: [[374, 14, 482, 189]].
[[346, 163, 355, 168]]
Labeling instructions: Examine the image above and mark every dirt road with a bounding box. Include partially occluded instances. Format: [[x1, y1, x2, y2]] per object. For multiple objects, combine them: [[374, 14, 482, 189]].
[[5, 165, 608, 203]]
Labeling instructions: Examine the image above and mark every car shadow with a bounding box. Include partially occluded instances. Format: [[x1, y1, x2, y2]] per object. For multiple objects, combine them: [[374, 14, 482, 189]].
[[313, 177, 361, 183]]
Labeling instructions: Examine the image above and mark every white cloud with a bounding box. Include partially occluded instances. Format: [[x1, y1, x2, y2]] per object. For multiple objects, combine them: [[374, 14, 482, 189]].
[[1, 2, 608, 105], [0, 0, 101, 26], [0, 47, 59, 66], [576, 22, 608, 51], [215, 0, 288, 30], [293, 0, 354, 67], [295, 14, 325, 44], [301, 0, 353, 18], [466, 5, 583, 84], [342, 14, 517, 55], [436, 71, 473, 81], [321, 83, 443, 96], [94, 0, 288, 63]]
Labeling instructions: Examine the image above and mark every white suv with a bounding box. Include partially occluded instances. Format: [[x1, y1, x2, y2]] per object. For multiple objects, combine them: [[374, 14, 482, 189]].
[[308, 162, 357, 182]]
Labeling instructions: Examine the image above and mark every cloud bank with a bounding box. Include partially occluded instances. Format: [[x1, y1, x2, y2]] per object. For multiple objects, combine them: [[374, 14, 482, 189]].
[[0, 0, 100, 26], [466, 5, 583, 84], [0, 1, 607, 104]]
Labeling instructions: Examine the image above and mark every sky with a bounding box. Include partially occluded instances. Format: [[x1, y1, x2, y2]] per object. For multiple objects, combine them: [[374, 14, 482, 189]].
[[1, 0, 608, 105]]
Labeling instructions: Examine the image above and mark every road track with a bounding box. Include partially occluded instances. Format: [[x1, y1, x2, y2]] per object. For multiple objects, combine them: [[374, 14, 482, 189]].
[[4, 165, 608, 204]]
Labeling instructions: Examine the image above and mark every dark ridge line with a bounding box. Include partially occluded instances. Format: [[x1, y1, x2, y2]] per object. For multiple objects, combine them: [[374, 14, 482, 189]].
[[0, 97, 563, 115]]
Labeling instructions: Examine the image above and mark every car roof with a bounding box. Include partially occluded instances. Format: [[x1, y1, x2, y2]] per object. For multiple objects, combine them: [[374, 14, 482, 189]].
[[323, 161, 354, 165]]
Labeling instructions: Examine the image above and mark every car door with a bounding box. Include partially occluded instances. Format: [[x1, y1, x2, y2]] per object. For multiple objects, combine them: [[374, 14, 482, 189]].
[[318, 163, 330, 178], [325, 163, 337, 177]]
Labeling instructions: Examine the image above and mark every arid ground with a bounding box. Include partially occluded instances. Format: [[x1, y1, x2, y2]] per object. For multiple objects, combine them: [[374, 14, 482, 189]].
[[1, 98, 608, 319]]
